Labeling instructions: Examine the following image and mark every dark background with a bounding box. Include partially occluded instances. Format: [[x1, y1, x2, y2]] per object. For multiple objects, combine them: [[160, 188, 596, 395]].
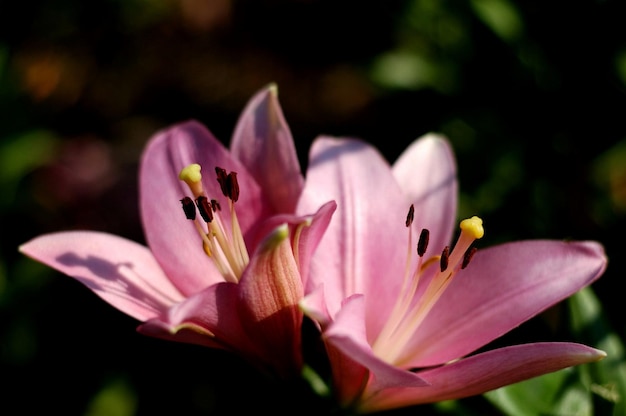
[[1, 1, 625, 414]]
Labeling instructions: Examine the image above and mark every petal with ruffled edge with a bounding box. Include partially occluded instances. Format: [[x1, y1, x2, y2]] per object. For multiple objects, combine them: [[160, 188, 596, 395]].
[[392, 133, 457, 260], [399, 240, 607, 368], [297, 137, 409, 334], [139, 121, 270, 296], [231, 84, 304, 213], [359, 342, 606, 413], [19, 231, 184, 321]]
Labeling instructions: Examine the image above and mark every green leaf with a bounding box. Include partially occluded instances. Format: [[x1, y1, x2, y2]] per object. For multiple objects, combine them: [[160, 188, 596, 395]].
[[484, 367, 588, 416], [485, 286, 625, 416], [470, 0, 524, 43], [568, 287, 626, 416], [84, 377, 137, 416], [0, 129, 59, 206]]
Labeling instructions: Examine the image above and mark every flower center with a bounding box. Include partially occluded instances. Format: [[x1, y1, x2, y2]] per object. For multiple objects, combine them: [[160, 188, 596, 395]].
[[178, 163, 250, 283], [371, 205, 484, 366]]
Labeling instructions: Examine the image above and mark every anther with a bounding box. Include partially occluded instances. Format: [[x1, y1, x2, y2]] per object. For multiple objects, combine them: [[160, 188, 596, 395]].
[[405, 204, 415, 227], [461, 247, 477, 269], [371, 214, 485, 366], [440, 246, 450, 272], [227, 172, 240, 202], [195, 196, 214, 222], [180, 197, 196, 220], [417, 229, 430, 257], [176, 164, 250, 284], [215, 167, 229, 197]]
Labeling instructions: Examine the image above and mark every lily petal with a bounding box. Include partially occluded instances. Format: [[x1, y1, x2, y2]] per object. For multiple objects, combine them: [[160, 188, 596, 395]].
[[360, 342, 606, 412], [401, 240, 607, 368], [237, 224, 305, 377], [137, 282, 260, 358], [19, 231, 184, 321], [231, 84, 304, 213], [298, 137, 409, 333], [139, 120, 269, 295], [392, 133, 457, 257], [325, 295, 429, 405], [252, 200, 337, 289], [300, 284, 332, 328]]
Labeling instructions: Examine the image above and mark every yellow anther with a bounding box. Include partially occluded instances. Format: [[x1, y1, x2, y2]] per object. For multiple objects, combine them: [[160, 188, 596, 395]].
[[460, 216, 484, 239], [420, 255, 441, 272], [202, 239, 213, 257], [179, 163, 202, 183]]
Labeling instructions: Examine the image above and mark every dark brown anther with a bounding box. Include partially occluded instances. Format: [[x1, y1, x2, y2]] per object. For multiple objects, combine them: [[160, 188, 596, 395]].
[[215, 166, 229, 197], [405, 204, 415, 227], [226, 171, 240, 202], [211, 199, 221, 212], [180, 197, 196, 220], [195, 196, 214, 222], [461, 247, 477, 269], [440, 246, 450, 272], [417, 229, 430, 257]]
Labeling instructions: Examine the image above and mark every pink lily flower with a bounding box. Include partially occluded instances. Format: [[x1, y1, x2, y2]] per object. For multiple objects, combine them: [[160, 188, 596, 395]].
[[298, 135, 607, 412], [19, 84, 336, 378]]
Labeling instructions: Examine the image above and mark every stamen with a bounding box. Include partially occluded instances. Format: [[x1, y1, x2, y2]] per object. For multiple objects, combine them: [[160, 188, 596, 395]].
[[215, 166, 229, 198], [202, 240, 213, 257], [180, 196, 196, 220], [227, 172, 240, 202], [195, 196, 214, 223], [405, 204, 415, 227], [177, 163, 251, 283], [373, 216, 485, 366], [417, 229, 429, 257], [420, 255, 440, 271], [462, 247, 477, 269], [440, 246, 450, 272]]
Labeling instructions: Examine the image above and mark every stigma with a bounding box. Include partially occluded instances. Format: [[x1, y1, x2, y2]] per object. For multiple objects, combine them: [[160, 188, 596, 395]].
[[178, 163, 249, 283], [372, 209, 484, 366]]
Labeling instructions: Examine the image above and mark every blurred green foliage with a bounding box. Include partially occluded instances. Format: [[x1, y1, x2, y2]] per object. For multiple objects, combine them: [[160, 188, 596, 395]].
[[484, 287, 626, 416], [1, 0, 625, 415]]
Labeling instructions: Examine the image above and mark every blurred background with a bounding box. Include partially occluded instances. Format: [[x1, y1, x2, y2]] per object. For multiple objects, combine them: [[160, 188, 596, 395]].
[[1, 0, 625, 415]]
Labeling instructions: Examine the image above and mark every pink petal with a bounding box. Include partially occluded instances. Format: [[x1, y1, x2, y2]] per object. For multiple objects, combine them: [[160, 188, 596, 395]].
[[251, 200, 337, 289], [137, 282, 260, 358], [230, 84, 304, 213], [300, 284, 332, 328], [298, 137, 409, 333], [293, 201, 337, 290], [325, 295, 429, 405], [402, 240, 607, 367], [19, 231, 184, 321], [360, 342, 606, 412], [237, 224, 305, 377], [392, 133, 457, 257], [139, 120, 269, 295]]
